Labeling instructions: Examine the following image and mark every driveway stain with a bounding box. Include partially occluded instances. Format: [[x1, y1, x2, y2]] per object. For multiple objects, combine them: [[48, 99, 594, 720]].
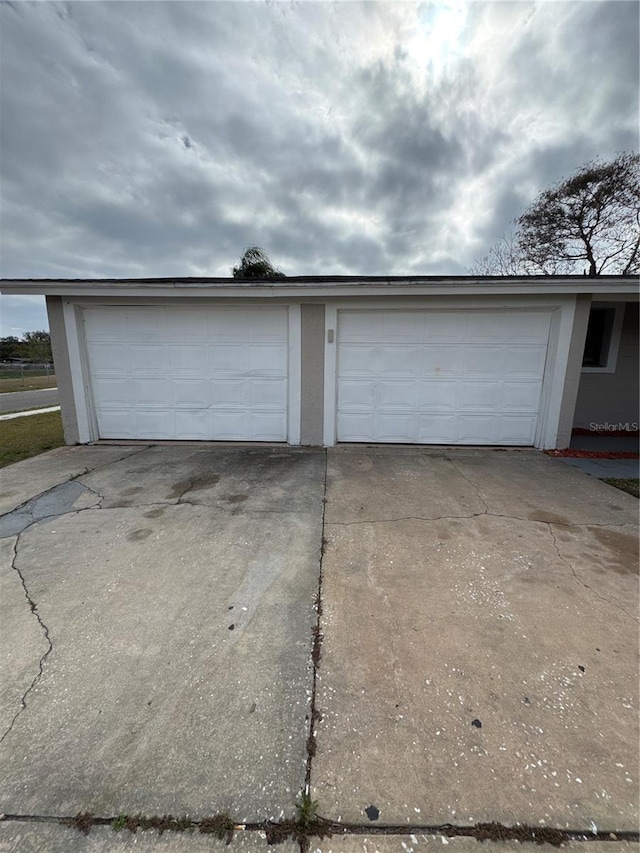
[[528, 511, 570, 525], [127, 528, 153, 542], [167, 474, 220, 500], [587, 527, 639, 573], [143, 507, 165, 519], [223, 493, 248, 504]]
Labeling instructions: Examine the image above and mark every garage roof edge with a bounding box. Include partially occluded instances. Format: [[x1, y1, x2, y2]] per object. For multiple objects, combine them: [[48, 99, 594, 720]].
[[1, 275, 638, 297]]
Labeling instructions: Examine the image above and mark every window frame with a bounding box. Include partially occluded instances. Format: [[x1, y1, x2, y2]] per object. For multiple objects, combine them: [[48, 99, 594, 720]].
[[581, 302, 625, 374]]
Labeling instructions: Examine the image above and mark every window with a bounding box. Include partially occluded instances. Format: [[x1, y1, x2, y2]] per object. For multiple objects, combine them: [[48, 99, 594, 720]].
[[582, 303, 625, 373]]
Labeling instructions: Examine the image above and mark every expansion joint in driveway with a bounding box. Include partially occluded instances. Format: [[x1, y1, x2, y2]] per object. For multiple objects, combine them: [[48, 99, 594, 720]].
[[1, 811, 639, 847], [304, 448, 328, 794], [0, 534, 53, 744]]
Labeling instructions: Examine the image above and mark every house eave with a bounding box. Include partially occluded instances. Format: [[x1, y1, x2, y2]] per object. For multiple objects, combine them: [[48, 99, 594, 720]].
[[1, 275, 638, 299]]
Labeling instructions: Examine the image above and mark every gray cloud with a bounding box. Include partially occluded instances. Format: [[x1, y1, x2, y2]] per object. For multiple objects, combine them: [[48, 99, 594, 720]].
[[1, 0, 638, 332]]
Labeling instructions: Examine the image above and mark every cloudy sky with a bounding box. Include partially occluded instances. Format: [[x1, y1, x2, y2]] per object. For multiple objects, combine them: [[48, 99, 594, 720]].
[[0, 0, 638, 336]]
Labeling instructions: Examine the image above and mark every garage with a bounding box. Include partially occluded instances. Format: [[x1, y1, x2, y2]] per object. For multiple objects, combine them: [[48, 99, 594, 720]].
[[83, 305, 290, 440], [5, 273, 635, 450], [336, 309, 552, 445]]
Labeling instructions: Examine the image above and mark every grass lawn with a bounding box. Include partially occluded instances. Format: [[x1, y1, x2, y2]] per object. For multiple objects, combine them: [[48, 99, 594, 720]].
[[0, 411, 65, 468], [0, 374, 57, 393], [602, 478, 640, 498]]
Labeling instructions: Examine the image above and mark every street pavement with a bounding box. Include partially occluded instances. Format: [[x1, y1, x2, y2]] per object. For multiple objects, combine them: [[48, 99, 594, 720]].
[[0, 387, 59, 413]]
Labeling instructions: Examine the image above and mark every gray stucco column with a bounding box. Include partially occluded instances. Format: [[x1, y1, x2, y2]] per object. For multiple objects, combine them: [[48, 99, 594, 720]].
[[299, 303, 325, 445], [46, 295, 80, 445], [555, 294, 591, 448]]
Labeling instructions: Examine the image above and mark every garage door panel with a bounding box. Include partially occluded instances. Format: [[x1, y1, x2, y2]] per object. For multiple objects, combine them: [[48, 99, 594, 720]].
[[92, 378, 130, 406], [209, 344, 248, 373], [462, 347, 506, 376], [169, 345, 208, 372], [337, 413, 374, 441], [211, 411, 286, 441], [167, 311, 209, 340], [130, 378, 172, 406], [129, 345, 169, 374], [417, 415, 459, 442], [466, 314, 510, 341], [247, 310, 288, 341], [504, 346, 547, 376], [84, 306, 289, 441], [251, 412, 288, 440], [97, 409, 136, 437], [87, 344, 130, 373], [420, 346, 463, 376], [502, 382, 543, 411], [174, 410, 211, 440], [377, 347, 421, 375], [422, 314, 467, 342], [338, 379, 376, 408], [338, 345, 377, 375], [498, 416, 537, 443], [336, 310, 551, 446], [340, 313, 384, 341], [134, 410, 175, 439], [211, 379, 248, 407], [248, 344, 288, 374], [376, 380, 418, 408], [127, 310, 168, 340], [508, 311, 552, 342], [377, 413, 417, 441], [84, 309, 128, 340], [457, 415, 500, 442], [249, 379, 287, 407], [417, 382, 457, 409], [382, 313, 424, 341], [457, 382, 501, 410], [172, 380, 211, 407]]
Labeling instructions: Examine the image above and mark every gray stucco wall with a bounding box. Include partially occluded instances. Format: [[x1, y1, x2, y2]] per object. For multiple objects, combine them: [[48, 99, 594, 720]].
[[573, 301, 639, 431], [46, 296, 80, 444], [300, 303, 325, 445]]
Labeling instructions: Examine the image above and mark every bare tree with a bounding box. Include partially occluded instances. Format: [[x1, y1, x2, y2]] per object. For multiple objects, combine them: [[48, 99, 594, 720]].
[[470, 152, 640, 276], [232, 246, 285, 279], [469, 234, 540, 276]]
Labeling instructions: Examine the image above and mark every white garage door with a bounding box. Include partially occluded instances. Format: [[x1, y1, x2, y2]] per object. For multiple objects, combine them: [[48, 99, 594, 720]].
[[336, 310, 552, 445], [84, 306, 289, 440]]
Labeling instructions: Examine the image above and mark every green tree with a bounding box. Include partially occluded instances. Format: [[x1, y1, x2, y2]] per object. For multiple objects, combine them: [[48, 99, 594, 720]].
[[232, 246, 285, 279], [471, 152, 640, 276], [0, 336, 22, 361], [22, 330, 52, 363]]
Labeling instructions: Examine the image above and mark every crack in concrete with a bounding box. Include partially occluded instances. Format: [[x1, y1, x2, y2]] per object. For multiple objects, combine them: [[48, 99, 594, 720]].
[[0, 445, 153, 524], [304, 448, 328, 797], [327, 514, 636, 529], [175, 479, 198, 504], [0, 536, 54, 744], [0, 812, 637, 846], [545, 523, 640, 624], [73, 480, 104, 505], [446, 455, 491, 515]]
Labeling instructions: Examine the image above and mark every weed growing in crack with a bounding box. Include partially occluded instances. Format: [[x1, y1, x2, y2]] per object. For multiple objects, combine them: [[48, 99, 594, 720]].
[[296, 791, 318, 825], [112, 815, 127, 831], [264, 791, 332, 851]]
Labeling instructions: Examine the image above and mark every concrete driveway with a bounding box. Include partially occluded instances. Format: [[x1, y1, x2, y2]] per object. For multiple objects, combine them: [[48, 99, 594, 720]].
[[0, 445, 637, 852]]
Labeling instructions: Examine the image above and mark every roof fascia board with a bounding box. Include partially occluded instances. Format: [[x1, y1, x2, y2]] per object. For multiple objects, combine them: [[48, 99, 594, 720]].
[[1, 278, 638, 298]]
